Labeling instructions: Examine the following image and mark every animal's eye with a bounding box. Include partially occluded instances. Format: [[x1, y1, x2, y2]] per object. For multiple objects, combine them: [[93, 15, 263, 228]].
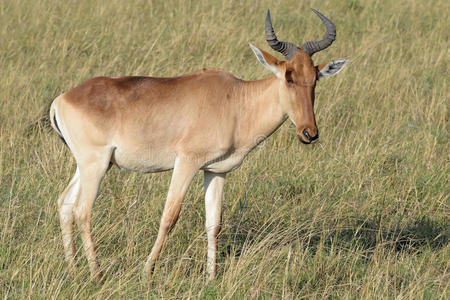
[[285, 70, 294, 84]]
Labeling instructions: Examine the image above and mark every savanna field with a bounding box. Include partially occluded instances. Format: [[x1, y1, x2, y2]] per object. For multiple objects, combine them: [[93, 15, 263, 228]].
[[0, 0, 448, 298]]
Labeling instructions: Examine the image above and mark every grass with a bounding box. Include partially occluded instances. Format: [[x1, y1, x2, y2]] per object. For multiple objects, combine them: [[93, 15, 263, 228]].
[[0, 0, 448, 298]]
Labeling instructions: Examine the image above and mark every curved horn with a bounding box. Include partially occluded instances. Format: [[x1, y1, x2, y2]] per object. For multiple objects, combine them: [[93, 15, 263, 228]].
[[301, 8, 336, 56], [265, 10, 298, 60]]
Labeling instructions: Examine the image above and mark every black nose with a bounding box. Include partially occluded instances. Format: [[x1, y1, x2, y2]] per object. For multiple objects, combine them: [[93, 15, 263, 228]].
[[303, 129, 319, 142]]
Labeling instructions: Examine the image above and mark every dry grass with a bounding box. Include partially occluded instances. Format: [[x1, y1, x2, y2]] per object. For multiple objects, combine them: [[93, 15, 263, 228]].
[[0, 0, 448, 298]]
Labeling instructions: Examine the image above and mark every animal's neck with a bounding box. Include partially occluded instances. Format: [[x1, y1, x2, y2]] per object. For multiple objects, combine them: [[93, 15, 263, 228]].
[[233, 76, 287, 149]]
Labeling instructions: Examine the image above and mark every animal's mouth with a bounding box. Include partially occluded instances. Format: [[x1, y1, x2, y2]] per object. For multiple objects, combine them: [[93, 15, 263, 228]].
[[298, 129, 319, 144], [298, 135, 311, 144]]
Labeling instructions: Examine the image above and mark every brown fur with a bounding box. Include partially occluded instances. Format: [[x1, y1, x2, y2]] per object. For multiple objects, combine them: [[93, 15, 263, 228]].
[[50, 44, 345, 281]]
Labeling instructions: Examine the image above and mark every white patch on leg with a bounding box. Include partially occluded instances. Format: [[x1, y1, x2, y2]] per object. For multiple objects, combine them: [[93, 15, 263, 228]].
[[59, 168, 80, 224], [66, 168, 80, 205], [204, 172, 225, 279]]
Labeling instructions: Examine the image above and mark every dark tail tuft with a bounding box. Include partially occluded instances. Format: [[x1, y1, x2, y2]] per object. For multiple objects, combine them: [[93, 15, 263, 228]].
[[52, 114, 67, 146]]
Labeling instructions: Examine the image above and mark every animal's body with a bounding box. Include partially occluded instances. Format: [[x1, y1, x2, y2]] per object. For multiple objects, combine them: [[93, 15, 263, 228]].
[[55, 70, 281, 175], [50, 9, 347, 280]]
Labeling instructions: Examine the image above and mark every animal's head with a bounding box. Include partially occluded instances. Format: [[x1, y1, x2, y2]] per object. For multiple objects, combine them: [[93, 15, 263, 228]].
[[250, 9, 347, 144]]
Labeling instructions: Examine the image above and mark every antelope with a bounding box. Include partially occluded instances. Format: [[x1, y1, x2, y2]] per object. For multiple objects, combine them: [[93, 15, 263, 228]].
[[50, 9, 347, 281]]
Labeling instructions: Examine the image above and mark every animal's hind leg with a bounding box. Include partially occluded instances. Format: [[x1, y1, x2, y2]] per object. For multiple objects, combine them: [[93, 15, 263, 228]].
[[72, 148, 112, 280], [58, 168, 81, 267]]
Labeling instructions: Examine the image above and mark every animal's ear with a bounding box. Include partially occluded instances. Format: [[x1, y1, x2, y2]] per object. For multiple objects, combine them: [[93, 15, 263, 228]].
[[317, 59, 348, 78], [249, 42, 283, 79]]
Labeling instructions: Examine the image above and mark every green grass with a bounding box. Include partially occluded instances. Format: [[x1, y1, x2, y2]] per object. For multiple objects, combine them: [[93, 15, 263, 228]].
[[0, 0, 448, 298]]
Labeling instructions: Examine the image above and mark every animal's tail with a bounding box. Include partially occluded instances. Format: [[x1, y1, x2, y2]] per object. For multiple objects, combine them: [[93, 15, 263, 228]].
[[49, 98, 67, 145]]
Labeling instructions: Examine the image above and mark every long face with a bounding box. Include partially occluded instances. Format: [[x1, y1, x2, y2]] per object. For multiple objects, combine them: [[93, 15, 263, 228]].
[[281, 50, 319, 144], [250, 8, 348, 145]]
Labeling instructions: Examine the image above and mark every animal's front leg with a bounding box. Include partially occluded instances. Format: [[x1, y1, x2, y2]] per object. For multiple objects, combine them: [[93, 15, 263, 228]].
[[144, 157, 199, 279], [204, 171, 226, 280]]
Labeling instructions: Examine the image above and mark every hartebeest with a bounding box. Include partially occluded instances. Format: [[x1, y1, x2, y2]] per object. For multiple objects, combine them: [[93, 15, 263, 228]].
[[50, 9, 347, 280]]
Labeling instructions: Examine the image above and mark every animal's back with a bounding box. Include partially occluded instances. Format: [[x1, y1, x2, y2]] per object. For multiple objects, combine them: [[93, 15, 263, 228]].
[[64, 69, 240, 106]]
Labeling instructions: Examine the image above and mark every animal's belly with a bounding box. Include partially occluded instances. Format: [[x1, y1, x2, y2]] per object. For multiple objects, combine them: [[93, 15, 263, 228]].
[[111, 142, 249, 174], [111, 146, 176, 173]]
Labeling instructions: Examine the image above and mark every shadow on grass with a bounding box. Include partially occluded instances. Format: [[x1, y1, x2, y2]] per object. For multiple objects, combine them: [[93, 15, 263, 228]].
[[221, 215, 448, 259]]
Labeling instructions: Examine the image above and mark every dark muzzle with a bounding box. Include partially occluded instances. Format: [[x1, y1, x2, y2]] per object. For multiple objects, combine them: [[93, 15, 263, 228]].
[[301, 128, 319, 144]]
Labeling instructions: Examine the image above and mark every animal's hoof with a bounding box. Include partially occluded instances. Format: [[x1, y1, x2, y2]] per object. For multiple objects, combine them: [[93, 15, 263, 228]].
[[144, 261, 155, 280]]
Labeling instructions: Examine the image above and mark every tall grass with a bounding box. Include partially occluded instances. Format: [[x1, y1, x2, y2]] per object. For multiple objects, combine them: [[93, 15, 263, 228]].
[[0, 0, 448, 298]]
